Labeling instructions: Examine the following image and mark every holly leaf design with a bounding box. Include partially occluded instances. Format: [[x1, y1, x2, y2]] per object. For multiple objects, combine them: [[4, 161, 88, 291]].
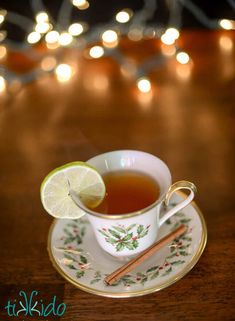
[[81, 226, 86, 237], [147, 266, 159, 273], [123, 279, 136, 285], [62, 222, 86, 246], [106, 237, 117, 244], [67, 223, 78, 228], [76, 270, 85, 278], [90, 278, 101, 284], [180, 218, 191, 224], [182, 236, 192, 241], [171, 222, 180, 230], [166, 218, 172, 225], [64, 253, 74, 260], [110, 279, 122, 286], [126, 224, 136, 231], [80, 255, 87, 264], [141, 276, 148, 284], [175, 212, 185, 217], [167, 252, 179, 259], [179, 251, 189, 256], [125, 243, 135, 250], [98, 229, 109, 237], [68, 264, 76, 270], [161, 267, 172, 276], [133, 240, 139, 248], [170, 260, 185, 265], [178, 245, 189, 250], [94, 271, 102, 278], [123, 233, 133, 242], [150, 271, 159, 279], [116, 243, 125, 251], [64, 228, 73, 237], [112, 226, 126, 234], [138, 230, 149, 238], [76, 235, 82, 244], [64, 236, 76, 244], [98, 224, 149, 251], [108, 229, 121, 239], [137, 225, 144, 234]]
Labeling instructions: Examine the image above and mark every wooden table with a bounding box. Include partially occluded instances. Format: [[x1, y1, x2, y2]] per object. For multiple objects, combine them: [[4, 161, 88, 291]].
[[0, 30, 234, 320]]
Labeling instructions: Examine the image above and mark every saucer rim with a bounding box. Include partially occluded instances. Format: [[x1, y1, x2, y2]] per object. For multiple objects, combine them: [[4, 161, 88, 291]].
[[47, 192, 207, 298]]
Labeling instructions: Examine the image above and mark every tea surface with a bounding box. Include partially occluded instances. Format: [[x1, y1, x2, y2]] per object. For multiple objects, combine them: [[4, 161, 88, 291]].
[[93, 170, 160, 214]]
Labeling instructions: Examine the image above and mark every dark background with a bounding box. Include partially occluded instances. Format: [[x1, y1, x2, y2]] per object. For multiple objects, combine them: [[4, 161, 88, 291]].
[[0, 1, 235, 320], [1, 0, 235, 42]]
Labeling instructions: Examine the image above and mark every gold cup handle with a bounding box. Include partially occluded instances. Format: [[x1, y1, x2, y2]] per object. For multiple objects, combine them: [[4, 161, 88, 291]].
[[159, 181, 197, 227]]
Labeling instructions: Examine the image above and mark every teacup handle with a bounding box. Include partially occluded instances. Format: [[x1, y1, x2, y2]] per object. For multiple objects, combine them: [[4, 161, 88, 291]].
[[159, 180, 197, 227]]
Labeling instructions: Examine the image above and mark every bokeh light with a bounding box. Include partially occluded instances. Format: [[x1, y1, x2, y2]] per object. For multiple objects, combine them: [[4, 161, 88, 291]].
[[0, 31, 7, 42], [161, 43, 176, 56], [72, 0, 89, 10], [68, 23, 84, 36], [55, 64, 73, 82], [128, 28, 143, 41], [137, 78, 151, 93], [0, 10, 7, 25], [36, 12, 49, 23], [89, 46, 104, 58], [35, 22, 51, 34], [45, 30, 59, 44], [161, 33, 175, 45], [59, 32, 73, 46], [27, 31, 41, 44], [0, 76, 6, 92], [102, 30, 118, 48], [166, 28, 180, 39], [219, 19, 235, 30], [176, 64, 192, 81], [0, 45, 7, 59], [176, 52, 190, 64], [116, 9, 132, 23], [41, 56, 57, 71], [219, 35, 233, 52], [161, 28, 180, 45]]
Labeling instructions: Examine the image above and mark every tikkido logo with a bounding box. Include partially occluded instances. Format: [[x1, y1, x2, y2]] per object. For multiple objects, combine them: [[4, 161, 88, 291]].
[[5, 290, 67, 317]]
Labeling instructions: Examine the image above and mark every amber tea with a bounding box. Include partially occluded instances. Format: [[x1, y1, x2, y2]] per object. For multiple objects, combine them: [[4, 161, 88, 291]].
[[94, 170, 160, 214]]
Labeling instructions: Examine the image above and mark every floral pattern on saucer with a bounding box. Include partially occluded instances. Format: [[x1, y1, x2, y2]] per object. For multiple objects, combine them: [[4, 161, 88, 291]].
[[49, 193, 207, 297], [55, 208, 192, 286]]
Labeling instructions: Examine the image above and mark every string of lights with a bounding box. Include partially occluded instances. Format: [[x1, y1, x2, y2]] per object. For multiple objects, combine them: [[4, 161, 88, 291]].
[[0, 0, 234, 94]]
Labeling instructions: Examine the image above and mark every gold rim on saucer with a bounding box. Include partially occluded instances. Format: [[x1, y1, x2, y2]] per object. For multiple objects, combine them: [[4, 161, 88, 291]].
[[47, 192, 207, 298]]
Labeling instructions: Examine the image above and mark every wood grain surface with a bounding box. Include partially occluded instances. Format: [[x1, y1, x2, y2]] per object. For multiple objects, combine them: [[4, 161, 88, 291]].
[[0, 30, 235, 321]]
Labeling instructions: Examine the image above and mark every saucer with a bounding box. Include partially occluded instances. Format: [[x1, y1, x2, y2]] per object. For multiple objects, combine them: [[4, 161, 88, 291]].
[[48, 192, 207, 298]]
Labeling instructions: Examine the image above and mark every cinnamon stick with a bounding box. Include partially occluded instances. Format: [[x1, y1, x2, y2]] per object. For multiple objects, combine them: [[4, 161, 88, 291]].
[[104, 224, 187, 285]]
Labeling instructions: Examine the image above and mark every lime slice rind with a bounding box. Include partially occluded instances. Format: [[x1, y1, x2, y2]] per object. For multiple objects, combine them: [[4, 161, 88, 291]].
[[40, 161, 105, 219]]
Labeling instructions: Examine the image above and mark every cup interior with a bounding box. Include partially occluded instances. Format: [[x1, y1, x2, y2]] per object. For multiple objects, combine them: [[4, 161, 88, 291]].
[[87, 150, 172, 199]]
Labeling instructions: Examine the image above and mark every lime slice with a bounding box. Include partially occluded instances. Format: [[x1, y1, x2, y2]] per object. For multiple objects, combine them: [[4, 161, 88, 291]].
[[40, 161, 105, 219]]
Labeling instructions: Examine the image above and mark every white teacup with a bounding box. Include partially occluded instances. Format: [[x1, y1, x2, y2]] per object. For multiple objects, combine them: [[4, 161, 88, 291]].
[[83, 150, 196, 258]]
